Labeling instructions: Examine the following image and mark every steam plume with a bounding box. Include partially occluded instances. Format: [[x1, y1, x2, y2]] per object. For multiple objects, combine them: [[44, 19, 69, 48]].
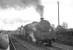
[[0, 0, 44, 18], [36, 5, 44, 18], [0, 0, 40, 9]]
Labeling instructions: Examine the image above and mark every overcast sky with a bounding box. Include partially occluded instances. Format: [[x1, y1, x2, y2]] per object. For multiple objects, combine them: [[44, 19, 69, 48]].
[[0, 0, 73, 30]]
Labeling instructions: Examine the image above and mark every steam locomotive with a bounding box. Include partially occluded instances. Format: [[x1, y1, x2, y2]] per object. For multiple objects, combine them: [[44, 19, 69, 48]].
[[17, 18, 56, 46]]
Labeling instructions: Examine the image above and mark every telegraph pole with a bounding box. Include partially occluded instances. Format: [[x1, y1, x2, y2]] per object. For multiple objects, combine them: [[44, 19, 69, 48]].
[[57, 1, 60, 25]]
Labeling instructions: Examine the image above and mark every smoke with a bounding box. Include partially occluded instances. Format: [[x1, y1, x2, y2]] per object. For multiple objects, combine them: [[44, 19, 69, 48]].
[[0, 0, 40, 9], [0, 0, 44, 14], [0, 0, 45, 20], [36, 5, 44, 18], [22, 0, 40, 6], [0, 0, 44, 17]]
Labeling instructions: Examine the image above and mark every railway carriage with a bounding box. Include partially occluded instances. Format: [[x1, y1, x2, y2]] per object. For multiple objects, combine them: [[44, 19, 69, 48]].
[[0, 33, 9, 50]]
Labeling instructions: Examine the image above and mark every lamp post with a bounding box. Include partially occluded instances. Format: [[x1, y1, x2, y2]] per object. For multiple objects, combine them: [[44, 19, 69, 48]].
[[57, 1, 60, 25]]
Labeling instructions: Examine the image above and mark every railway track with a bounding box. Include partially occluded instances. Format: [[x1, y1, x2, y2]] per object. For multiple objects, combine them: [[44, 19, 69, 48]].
[[9, 35, 66, 50], [9, 37, 30, 50], [9, 35, 49, 50]]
